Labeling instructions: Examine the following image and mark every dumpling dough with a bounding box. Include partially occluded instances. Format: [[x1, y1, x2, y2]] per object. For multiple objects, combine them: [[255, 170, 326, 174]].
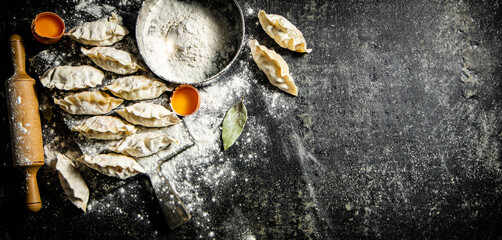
[[66, 13, 129, 46], [76, 153, 145, 179], [249, 40, 298, 96], [103, 75, 172, 100], [81, 47, 144, 75], [258, 10, 312, 53], [40, 65, 104, 91], [108, 132, 178, 157], [55, 153, 89, 212], [117, 102, 181, 127], [72, 116, 137, 140], [55, 91, 123, 115]]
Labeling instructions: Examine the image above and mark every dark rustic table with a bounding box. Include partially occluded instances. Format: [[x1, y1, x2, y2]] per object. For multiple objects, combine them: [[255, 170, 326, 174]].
[[1, 0, 501, 239]]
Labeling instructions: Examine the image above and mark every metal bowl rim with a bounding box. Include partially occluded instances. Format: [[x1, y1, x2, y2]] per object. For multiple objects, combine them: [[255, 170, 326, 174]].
[[135, 0, 246, 87]]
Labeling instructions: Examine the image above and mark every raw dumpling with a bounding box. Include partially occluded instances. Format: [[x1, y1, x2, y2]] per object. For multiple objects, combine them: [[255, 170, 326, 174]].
[[103, 75, 172, 100], [40, 65, 104, 90], [76, 153, 145, 179], [55, 153, 89, 212], [258, 10, 312, 53], [81, 47, 144, 75], [66, 13, 128, 46], [108, 132, 178, 157], [249, 40, 298, 96], [55, 91, 124, 115], [117, 102, 181, 127], [72, 116, 137, 140]]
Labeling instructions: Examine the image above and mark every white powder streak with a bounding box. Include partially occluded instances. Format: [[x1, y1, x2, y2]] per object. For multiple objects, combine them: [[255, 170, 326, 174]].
[[75, 0, 115, 18], [184, 72, 251, 156], [160, 62, 252, 227]]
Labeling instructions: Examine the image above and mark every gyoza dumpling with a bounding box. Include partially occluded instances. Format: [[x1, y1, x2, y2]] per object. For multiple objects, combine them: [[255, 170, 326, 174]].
[[40, 65, 104, 91], [76, 153, 145, 179], [55, 153, 89, 212], [55, 91, 123, 115], [72, 116, 137, 140], [108, 132, 178, 157], [103, 75, 172, 100], [117, 102, 181, 127], [249, 40, 298, 96], [81, 47, 144, 75], [258, 10, 312, 53], [66, 13, 128, 46]]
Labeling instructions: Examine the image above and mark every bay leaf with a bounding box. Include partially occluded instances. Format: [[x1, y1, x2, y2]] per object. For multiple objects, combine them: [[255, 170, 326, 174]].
[[222, 97, 247, 151]]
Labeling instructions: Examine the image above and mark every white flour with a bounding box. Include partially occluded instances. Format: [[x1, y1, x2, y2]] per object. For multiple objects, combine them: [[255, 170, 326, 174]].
[[158, 60, 255, 236], [140, 0, 235, 84], [31, 1, 316, 238], [74, 0, 116, 19]]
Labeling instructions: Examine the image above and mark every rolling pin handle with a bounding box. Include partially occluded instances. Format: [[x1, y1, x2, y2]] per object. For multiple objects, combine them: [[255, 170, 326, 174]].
[[9, 34, 26, 75], [25, 167, 42, 212]]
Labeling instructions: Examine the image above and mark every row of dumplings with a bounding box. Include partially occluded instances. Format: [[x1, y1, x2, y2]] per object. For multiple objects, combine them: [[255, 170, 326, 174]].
[[49, 13, 182, 211], [54, 129, 181, 211], [41, 46, 146, 92], [46, 13, 181, 154], [40, 15, 181, 138], [42, 68, 181, 138], [249, 10, 312, 96], [41, 67, 168, 98]]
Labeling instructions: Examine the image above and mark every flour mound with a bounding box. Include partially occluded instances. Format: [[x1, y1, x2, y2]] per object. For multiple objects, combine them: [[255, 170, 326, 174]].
[[141, 0, 236, 84]]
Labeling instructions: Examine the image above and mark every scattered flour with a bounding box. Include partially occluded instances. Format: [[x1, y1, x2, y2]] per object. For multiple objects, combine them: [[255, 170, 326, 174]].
[[75, 0, 116, 19], [159, 61, 252, 234], [246, 8, 255, 16], [30, 0, 314, 238], [16, 122, 28, 133], [34, 0, 252, 234]]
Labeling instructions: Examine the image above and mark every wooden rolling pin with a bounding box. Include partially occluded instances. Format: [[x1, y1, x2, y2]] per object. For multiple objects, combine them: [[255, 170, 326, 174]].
[[6, 34, 45, 212]]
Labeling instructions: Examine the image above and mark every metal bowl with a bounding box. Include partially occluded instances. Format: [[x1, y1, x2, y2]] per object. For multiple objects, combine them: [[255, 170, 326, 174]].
[[136, 0, 245, 87]]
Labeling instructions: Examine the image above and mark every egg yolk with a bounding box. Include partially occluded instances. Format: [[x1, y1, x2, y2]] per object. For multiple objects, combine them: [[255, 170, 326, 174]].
[[35, 16, 63, 38], [171, 86, 200, 115]]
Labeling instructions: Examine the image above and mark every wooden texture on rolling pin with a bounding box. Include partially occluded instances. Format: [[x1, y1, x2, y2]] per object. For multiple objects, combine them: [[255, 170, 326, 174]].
[[7, 35, 44, 167], [7, 34, 44, 212], [7, 79, 44, 167]]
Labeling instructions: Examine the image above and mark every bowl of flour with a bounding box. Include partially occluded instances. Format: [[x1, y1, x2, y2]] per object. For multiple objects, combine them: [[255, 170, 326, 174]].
[[136, 0, 245, 86]]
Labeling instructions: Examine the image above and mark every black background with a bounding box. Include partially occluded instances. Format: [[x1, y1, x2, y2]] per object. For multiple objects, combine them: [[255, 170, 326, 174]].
[[1, 0, 502, 239]]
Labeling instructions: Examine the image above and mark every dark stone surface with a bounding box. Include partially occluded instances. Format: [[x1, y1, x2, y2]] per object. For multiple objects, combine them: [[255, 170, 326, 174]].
[[1, 0, 502, 239]]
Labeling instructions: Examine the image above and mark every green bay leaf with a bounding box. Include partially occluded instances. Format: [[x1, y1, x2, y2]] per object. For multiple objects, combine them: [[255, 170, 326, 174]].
[[222, 97, 247, 151]]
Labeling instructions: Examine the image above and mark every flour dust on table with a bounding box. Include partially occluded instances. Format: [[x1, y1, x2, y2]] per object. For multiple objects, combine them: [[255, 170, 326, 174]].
[[26, 0, 318, 238]]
